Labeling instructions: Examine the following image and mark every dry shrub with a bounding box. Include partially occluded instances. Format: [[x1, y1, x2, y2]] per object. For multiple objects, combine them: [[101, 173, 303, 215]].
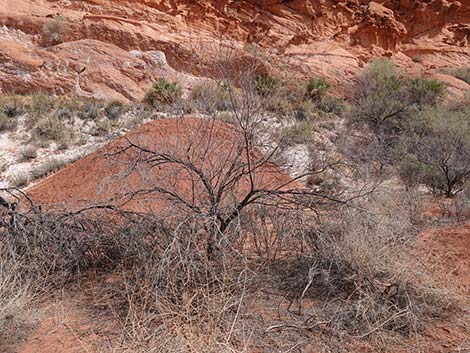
[[296, 191, 456, 336], [0, 113, 18, 132], [0, 245, 29, 333], [0, 203, 256, 352], [41, 16, 69, 46], [100, 216, 255, 352]]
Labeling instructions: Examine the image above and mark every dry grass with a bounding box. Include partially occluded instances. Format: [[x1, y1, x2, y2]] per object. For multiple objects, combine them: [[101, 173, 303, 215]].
[[291, 191, 457, 336]]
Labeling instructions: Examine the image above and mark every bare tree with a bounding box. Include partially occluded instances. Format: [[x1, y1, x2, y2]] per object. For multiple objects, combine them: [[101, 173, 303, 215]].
[[109, 65, 353, 257]]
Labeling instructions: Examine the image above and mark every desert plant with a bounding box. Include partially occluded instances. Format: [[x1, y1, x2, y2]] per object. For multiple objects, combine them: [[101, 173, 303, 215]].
[[0, 96, 24, 118], [189, 81, 230, 112], [104, 100, 125, 120], [91, 118, 115, 136], [410, 77, 445, 106], [349, 58, 411, 133], [255, 74, 278, 97], [446, 67, 470, 84], [296, 192, 454, 335], [0, 245, 30, 338], [143, 78, 181, 107], [33, 115, 67, 142], [77, 101, 102, 120], [398, 106, 470, 197], [19, 146, 38, 162], [41, 16, 69, 46], [29, 157, 66, 181], [26, 92, 54, 125], [54, 107, 73, 120], [306, 77, 330, 101], [0, 113, 18, 133], [281, 121, 315, 145]]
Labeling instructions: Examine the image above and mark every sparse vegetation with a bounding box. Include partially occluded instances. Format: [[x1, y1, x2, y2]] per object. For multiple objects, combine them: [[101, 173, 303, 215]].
[[143, 78, 182, 107], [306, 77, 330, 101], [0, 57, 467, 353], [104, 100, 125, 120], [446, 66, 470, 84], [255, 73, 278, 97], [0, 113, 18, 132], [0, 96, 24, 118], [41, 16, 69, 46]]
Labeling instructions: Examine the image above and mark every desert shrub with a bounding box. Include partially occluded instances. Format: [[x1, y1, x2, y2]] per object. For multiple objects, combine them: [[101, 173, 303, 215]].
[[41, 16, 69, 46], [19, 146, 38, 162], [0, 113, 18, 132], [189, 81, 230, 112], [306, 77, 330, 101], [33, 115, 67, 142], [8, 173, 30, 188], [0, 245, 29, 338], [255, 74, 278, 97], [53, 107, 73, 120], [77, 101, 102, 120], [316, 95, 345, 115], [281, 121, 315, 146], [398, 154, 433, 188], [143, 78, 181, 107], [104, 100, 125, 120], [446, 67, 470, 84], [0, 96, 24, 118], [398, 106, 470, 197], [410, 77, 445, 106], [91, 118, 115, 136], [455, 182, 470, 220], [349, 58, 411, 133], [26, 93, 54, 125], [296, 192, 453, 335], [29, 157, 66, 181]]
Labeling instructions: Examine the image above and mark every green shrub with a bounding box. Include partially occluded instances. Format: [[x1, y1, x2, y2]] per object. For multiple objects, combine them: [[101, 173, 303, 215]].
[[349, 58, 410, 133], [54, 108, 74, 121], [29, 157, 66, 180], [255, 74, 278, 97], [398, 106, 470, 197], [306, 77, 330, 101], [410, 77, 445, 106], [91, 118, 116, 136], [144, 78, 181, 107]]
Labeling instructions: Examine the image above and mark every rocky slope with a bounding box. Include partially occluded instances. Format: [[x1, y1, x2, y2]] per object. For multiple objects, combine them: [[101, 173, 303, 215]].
[[1, 0, 469, 101]]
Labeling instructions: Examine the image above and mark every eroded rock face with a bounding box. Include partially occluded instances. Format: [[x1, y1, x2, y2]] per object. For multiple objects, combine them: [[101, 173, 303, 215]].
[[0, 0, 469, 100]]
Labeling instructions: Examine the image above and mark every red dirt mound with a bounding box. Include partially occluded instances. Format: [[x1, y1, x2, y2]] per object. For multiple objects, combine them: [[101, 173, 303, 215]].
[[27, 117, 298, 214]]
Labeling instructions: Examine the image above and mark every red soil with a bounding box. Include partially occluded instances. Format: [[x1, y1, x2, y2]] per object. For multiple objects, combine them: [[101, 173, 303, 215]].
[[27, 117, 298, 214], [420, 222, 470, 296]]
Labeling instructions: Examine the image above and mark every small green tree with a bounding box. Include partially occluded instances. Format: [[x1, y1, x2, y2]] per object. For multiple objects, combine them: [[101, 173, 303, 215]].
[[399, 107, 470, 197], [349, 58, 411, 133]]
